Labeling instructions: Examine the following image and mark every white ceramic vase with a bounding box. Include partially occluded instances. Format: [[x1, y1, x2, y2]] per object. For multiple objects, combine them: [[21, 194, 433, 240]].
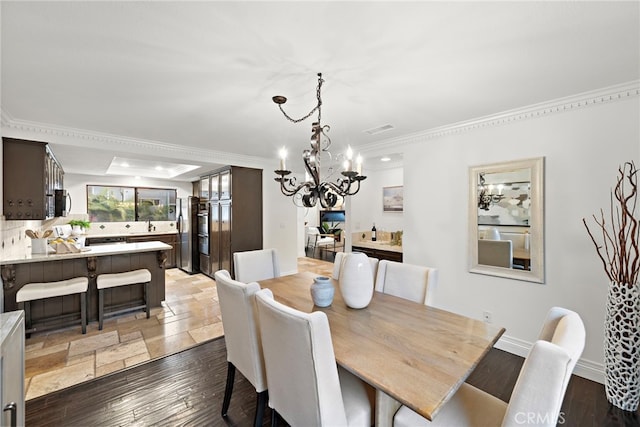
[[310, 276, 335, 307], [604, 281, 640, 412], [339, 252, 374, 309]]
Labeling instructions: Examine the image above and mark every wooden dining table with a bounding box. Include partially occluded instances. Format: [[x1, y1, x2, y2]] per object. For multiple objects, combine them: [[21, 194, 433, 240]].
[[259, 271, 505, 427]]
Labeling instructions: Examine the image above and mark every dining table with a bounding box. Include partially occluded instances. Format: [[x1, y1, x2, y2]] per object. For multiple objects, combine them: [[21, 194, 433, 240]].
[[259, 271, 505, 427]]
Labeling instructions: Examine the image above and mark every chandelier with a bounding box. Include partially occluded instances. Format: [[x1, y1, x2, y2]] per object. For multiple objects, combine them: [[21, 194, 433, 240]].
[[478, 172, 505, 211], [273, 73, 366, 208]]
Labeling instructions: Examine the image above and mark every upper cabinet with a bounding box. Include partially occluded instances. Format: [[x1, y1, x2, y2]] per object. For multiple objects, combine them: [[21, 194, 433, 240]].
[[2, 138, 64, 220]]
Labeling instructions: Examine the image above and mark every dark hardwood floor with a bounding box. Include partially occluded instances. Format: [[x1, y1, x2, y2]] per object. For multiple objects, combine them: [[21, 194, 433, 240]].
[[26, 337, 640, 426]]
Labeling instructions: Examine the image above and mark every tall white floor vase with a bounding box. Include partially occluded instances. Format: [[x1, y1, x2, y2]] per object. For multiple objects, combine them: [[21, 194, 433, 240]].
[[604, 281, 640, 412], [339, 252, 374, 309]]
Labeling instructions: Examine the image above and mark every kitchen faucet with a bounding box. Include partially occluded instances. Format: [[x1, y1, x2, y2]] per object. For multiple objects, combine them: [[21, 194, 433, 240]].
[[147, 219, 154, 232]]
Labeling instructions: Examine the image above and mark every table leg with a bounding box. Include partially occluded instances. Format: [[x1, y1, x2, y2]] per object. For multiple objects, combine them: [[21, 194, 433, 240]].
[[375, 389, 401, 427]]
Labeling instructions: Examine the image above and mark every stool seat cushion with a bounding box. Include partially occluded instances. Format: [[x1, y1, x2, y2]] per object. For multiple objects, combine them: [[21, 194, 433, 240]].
[[97, 269, 151, 289], [17, 277, 88, 302]]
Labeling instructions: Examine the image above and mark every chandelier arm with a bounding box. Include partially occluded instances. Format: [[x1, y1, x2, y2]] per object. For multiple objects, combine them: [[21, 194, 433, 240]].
[[325, 180, 351, 196], [278, 176, 309, 197], [345, 178, 362, 196]]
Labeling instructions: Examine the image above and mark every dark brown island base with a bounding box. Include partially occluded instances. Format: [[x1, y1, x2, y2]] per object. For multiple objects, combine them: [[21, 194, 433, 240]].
[[1, 241, 172, 332]]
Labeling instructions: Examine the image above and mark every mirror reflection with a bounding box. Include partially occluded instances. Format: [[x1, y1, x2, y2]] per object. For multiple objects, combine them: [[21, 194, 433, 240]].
[[469, 157, 544, 283], [477, 169, 531, 271]]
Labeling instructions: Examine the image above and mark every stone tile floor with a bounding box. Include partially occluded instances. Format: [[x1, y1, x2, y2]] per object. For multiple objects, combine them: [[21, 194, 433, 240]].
[[23, 257, 333, 400]]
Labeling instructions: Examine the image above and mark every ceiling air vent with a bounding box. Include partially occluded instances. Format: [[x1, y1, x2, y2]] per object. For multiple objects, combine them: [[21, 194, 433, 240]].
[[363, 124, 394, 135]]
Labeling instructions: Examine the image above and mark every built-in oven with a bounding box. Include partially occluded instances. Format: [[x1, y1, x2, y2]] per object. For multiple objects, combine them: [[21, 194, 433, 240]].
[[197, 210, 209, 235], [198, 234, 209, 255], [197, 209, 211, 275]]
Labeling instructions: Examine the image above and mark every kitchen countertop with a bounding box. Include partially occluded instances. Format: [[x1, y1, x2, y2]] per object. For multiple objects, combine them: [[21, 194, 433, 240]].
[[352, 240, 403, 253], [0, 241, 172, 265]]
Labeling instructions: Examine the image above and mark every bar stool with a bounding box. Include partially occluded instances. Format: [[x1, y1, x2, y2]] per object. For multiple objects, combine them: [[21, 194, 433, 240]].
[[96, 269, 151, 330], [16, 277, 89, 335]]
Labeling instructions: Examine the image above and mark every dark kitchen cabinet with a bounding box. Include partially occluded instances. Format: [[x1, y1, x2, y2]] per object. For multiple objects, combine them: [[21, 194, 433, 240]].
[[204, 166, 262, 278], [2, 138, 64, 220], [352, 245, 403, 263]]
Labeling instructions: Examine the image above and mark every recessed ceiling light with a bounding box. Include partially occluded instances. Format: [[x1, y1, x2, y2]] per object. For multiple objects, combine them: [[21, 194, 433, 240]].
[[155, 166, 163, 171], [121, 162, 129, 167], [380, 156, 391, 162], [134, 176, 141, 180]]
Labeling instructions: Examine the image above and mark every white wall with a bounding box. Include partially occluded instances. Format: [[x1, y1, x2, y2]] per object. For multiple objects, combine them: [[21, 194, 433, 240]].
[[351, 166, 404, 234], [401, 95, 639, 382], [262, 173, 299, 275]]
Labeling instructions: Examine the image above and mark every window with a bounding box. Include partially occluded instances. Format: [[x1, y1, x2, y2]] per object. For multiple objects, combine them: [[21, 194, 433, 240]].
[[87, 186, 177, 222]]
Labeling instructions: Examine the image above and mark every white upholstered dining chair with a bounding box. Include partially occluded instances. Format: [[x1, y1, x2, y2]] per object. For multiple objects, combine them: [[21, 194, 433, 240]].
[[255, 288, 372, 427], [374, 260, 438, 305], [478, 239, 513, 268], [393, 307, 586, 427], [233, 248, 281, 283], [332, 251, 379, 281], [213, 270, 268, 427]]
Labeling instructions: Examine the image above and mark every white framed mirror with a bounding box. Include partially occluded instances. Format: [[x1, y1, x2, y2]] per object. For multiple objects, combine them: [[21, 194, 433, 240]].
[[469, 157, 545, 283]]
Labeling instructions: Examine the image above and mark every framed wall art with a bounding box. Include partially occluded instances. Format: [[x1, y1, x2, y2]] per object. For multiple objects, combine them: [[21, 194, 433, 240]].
[[383, 186, 403, 212]]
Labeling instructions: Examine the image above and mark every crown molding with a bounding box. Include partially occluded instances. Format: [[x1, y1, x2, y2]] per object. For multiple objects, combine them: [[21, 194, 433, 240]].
[[358, 80, 640, 156], [0, 111, 271, 169], [3, 81, 638, 169]]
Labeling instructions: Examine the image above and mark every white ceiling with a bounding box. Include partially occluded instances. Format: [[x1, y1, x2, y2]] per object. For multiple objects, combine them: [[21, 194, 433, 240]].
[[1, 1, 639, 181]]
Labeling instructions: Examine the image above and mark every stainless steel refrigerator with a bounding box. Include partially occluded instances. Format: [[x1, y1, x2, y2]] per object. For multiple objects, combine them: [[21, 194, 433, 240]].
[[177, 196, 200, 274]]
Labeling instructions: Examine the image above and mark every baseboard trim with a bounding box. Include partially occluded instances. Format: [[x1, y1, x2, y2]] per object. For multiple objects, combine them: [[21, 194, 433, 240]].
[[496, 334, 605, 384]]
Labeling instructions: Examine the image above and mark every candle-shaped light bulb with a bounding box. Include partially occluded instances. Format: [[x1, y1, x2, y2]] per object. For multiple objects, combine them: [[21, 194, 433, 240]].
[[356, 154, 363, 175], [497, 184, 504, 195], [345, 146, 353, 171], [488, 184, 494, 194], [278, 147, 287, 171]]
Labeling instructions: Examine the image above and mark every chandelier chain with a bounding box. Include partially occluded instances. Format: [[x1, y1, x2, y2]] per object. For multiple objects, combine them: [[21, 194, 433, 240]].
[[277, 75, 323, 124]]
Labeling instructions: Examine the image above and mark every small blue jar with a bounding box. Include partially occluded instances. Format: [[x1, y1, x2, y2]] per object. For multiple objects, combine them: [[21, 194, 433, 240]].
[[310, 276, 335, 307]]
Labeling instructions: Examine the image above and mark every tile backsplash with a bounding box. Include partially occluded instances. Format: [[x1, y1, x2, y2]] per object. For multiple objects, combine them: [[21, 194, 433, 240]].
[[85, 221, 177, 236], [0, 216, 177, 261], [0, 218, 43, 260]]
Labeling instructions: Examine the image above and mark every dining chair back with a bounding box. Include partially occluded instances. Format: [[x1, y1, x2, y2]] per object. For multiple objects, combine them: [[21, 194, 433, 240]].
[[478, 239, 513, 268], [233, 248, 281, 283], [213, 269, 267, 426], [255, 288, 372, 427], [393, 306, 586, 427], [375, 260, 438, 305], [332, 252, 379, 281]]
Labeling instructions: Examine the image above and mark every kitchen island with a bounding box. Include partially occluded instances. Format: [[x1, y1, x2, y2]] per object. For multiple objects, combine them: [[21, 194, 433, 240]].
[[1, 241, 171, 330]]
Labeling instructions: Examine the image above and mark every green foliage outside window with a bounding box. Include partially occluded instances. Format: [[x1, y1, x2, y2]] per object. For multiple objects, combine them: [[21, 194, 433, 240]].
[[87, 186, 176, 222]]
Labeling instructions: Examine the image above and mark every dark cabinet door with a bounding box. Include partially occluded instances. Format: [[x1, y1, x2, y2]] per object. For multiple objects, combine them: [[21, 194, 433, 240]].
[[3, 138, 63, 220]]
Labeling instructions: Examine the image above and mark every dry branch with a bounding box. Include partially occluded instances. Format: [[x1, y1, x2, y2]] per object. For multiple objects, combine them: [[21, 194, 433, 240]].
[[583, 162, 640, 287]]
